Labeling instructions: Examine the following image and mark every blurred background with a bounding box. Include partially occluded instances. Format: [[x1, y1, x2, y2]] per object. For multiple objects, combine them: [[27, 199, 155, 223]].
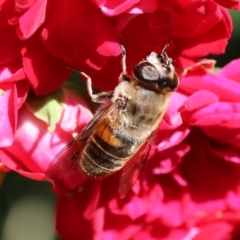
[[0, 10, 240, 240]]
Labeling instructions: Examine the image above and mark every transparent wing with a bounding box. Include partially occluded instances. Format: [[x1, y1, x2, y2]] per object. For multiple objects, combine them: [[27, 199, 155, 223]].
[[119, 129, 158, 199], [47, 137, 84, 180], [47, 103, 119, 180]]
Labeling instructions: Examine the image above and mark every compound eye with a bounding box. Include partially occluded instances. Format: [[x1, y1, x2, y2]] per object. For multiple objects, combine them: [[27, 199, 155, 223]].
[[133, 62, 159, 83], [158, 74, 179, 90], [158, 78, 170, 88]]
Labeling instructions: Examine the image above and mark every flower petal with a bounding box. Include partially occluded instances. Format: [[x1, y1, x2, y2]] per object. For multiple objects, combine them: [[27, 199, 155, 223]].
[[0, 82, 17, 147]]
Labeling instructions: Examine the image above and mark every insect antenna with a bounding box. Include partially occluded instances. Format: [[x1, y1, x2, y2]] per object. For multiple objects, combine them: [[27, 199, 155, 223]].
[[161, 37, 173, 67], [162, 37, 172, 53]]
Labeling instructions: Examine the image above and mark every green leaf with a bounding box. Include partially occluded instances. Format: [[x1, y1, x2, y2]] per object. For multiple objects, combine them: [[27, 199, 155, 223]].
[[212, 67, 221, 74], [26, 89, 64, 133]]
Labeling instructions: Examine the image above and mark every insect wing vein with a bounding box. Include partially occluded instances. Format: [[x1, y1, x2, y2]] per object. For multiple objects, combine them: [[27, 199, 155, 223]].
[[119, 128, 158, 198], [47, 102, 120, 180], [46, 140, 83, 180], [119, 141, 151, 199]]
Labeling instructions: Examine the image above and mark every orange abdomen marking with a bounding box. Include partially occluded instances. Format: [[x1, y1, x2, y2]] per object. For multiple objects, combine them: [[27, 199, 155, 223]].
[[95, 119, 123, 148], [81, 119, 134, 177]]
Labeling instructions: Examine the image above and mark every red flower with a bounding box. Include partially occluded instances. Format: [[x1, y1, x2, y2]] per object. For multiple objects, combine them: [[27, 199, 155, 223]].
[[0, 63, 29, 147], [0, 0, 239, 239], [0, 0, 234, 94], [93, 0, 233, 90], [52, 59, 240, 239], [180, 59, 240, 151], [0, 85, 92, 194], [214, 0, 240, 10]]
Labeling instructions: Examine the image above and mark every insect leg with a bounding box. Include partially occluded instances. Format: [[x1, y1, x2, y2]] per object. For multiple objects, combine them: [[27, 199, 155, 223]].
[[67, 66, 113, 102], [117, 96, 127, 111], [81, 72, 113, 103], [118, 38, 130, 82], [119, 38, 127, 74]]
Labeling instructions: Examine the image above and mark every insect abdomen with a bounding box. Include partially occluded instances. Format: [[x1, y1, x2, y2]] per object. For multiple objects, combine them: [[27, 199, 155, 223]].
[[80, 119, 135, 177]]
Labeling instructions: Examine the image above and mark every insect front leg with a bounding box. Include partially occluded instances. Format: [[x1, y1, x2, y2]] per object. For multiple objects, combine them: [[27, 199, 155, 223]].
[[118, 39, 131, 82], [67, 65, 114, 102], [117, 95, 128, 111], [81, 72, 114, 103]]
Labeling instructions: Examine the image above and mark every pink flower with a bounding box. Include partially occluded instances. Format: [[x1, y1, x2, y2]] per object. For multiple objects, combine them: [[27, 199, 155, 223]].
[[0, 0, 233, 93], [0, 64, 29, 147], [52, 59, 240, 239], [0, 0, 234, 171], [0, 85, 93, 194], [91, 0, 233, 90], [214, 0, 240, 10], [92, 0, 159, 16], [0, 0, 72, 95], [180, 59, 240, 152], [0, 0, 239, 239]]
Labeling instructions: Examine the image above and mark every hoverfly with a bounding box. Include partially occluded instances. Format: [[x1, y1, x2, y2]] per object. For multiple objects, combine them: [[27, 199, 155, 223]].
[[47, 39, 179, 198]]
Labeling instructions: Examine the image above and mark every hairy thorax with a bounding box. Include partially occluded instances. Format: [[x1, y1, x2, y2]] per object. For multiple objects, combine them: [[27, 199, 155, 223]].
[[110, 81, 170, 142]]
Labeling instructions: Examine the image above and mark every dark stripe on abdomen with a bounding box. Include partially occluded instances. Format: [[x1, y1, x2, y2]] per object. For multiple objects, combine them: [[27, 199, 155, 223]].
[[80, 133, 135, 177]]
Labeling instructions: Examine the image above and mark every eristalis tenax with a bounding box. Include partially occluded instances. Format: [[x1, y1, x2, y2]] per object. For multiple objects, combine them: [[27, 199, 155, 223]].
[[47, 39, 179, 198]]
